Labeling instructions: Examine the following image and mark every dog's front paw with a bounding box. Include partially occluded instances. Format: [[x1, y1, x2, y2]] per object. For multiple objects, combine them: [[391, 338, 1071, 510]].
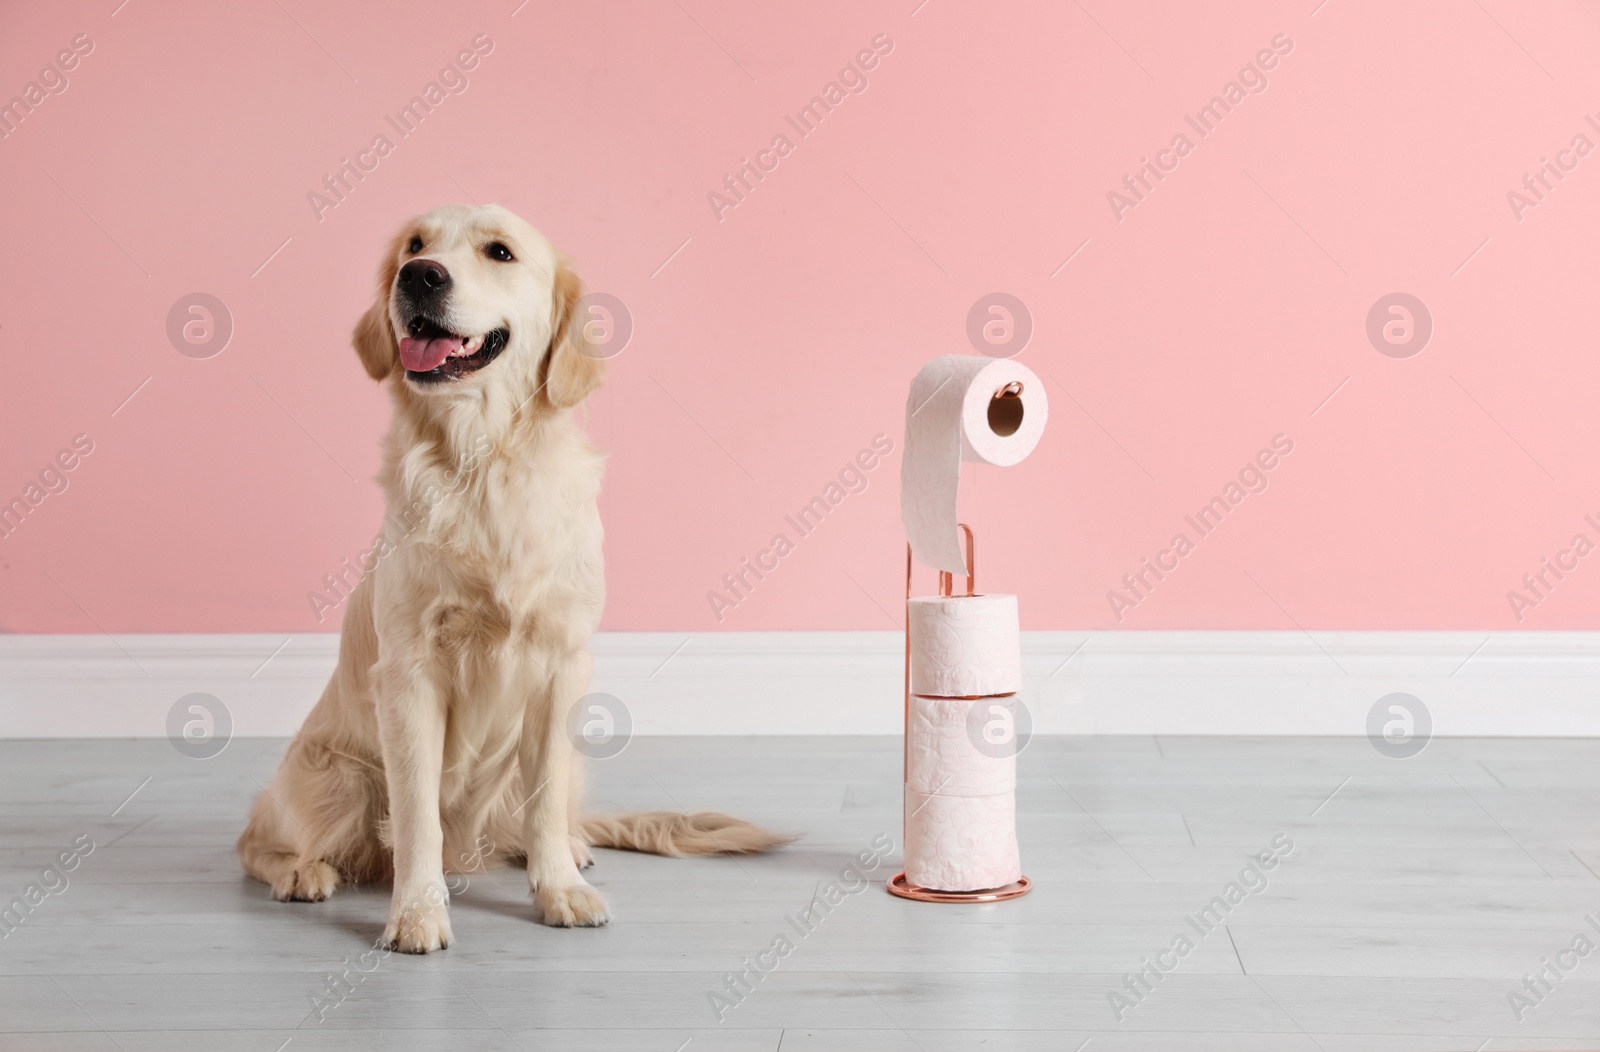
[[383, 899, 454, 953], [533, 881, 610, 927], [570, 835, 595, 870]]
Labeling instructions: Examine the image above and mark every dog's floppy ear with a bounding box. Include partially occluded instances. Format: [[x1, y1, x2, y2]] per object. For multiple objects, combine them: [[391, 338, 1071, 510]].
[[541, 260, 605, 408], [351, 227, 407, 381], [352, 298, 397, 380]]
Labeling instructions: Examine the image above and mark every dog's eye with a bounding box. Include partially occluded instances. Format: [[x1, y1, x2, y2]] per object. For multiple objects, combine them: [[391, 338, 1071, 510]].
[[407, 236, 423, 253], [486, 242, 514, 262]]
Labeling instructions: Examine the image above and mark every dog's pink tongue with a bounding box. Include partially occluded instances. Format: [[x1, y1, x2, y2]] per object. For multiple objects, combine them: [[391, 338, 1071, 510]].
[[399, 336, 461, 372]]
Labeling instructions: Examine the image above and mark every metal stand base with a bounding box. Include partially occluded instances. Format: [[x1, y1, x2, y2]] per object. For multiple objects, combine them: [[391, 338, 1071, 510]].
[[886, 872, 1032, 903]]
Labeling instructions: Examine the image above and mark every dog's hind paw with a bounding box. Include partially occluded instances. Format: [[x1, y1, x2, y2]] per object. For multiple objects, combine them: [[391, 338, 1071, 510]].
[[570, 835, 595, 870], [534, 881, 610, 927], [270, 859, 339, 903]]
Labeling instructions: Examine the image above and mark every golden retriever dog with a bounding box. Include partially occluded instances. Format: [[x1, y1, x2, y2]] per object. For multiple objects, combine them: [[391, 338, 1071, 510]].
[[238, 203, 785, 953]]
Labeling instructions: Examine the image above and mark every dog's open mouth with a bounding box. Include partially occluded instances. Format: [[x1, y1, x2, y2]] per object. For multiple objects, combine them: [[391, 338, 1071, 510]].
[[400, 317, 508, 383]]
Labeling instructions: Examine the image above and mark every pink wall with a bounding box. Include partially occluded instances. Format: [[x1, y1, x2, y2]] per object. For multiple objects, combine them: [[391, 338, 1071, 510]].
[[3, 0, 1600, 633]]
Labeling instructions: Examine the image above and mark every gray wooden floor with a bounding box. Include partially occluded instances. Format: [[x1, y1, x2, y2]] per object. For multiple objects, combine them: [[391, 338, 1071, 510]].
[[2, 734, 1598, 1050]]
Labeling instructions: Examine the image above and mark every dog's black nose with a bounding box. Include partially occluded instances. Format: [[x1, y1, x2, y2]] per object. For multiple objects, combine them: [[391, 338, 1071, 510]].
[[398, 259, 451, 298]]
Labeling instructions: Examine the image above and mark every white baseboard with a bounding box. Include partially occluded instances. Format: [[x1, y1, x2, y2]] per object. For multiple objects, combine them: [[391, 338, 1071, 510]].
[[2, 631, 1598, 738]]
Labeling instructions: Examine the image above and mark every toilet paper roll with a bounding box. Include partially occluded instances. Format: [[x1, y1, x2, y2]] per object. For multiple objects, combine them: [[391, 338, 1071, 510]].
[[903, 788, 1022, 892], [902, 356, 1049, 574], [908, 593, 1021, 697], [908, 694, 1016, 796]]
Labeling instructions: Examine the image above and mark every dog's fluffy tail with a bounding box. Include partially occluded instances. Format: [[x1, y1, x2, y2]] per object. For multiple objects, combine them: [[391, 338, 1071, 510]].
[[579, 811, 794, 857]]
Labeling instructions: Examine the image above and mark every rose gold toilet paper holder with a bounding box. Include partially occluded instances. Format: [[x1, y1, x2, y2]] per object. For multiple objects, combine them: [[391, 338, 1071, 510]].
[[888, 522, 1033, 904]]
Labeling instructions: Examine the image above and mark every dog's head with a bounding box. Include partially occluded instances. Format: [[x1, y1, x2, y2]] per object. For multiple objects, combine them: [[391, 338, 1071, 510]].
[[352, 204, 603, 410]]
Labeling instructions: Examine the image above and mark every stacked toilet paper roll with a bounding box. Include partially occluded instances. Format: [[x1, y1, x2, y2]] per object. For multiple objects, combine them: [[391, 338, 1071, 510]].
[[904, 595, 1023, 892], [908, 594, 1021, 698]]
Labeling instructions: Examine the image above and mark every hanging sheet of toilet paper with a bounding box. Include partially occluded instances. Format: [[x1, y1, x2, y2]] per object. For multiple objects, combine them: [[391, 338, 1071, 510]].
[[904, 785, 1022, 891], [901, 355, 1049, 574], [908, 594, 1021, 697]]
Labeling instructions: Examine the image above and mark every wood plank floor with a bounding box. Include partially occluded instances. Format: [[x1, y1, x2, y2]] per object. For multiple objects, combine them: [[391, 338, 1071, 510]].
[[2, 734, 1598, 1050]]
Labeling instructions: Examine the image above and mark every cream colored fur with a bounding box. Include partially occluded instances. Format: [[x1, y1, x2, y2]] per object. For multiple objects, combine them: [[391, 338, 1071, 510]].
[[237, 204, 787, 953]]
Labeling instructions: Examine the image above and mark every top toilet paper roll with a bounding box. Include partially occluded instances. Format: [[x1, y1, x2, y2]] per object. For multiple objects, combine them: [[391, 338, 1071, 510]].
[[908, 593, 1021, 696], [901, 356, 1049, 574]]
